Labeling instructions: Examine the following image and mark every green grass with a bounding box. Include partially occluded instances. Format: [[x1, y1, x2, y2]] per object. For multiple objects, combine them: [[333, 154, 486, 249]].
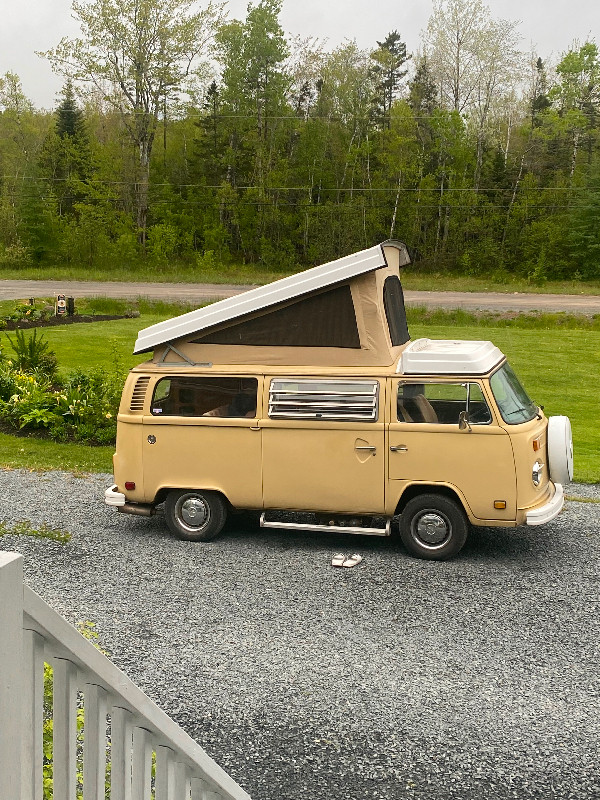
[[0, 518, 71, 542], [0, 262, 275, 285], [1, 316, 162, 374], [0, 431, 114, 473], [0, 309, 598, 482]]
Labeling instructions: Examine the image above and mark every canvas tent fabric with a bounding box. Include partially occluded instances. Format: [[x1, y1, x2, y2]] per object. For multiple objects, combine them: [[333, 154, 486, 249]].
[[136, 241, 411, 368]]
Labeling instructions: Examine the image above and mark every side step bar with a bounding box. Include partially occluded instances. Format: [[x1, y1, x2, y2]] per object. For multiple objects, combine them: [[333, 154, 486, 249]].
[[260, 513, 391, 537]]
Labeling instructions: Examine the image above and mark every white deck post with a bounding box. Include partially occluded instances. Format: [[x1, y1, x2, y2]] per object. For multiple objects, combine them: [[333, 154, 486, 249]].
[[0, 552, 24, 800]]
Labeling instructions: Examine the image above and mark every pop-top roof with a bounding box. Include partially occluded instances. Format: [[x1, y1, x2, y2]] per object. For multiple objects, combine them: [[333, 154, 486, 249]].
[[134, 243, 396, 354], [398, 339, 504, 375]]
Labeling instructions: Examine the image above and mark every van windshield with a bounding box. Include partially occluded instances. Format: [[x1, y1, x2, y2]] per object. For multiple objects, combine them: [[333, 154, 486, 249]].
[[490, 363, 538, 424]]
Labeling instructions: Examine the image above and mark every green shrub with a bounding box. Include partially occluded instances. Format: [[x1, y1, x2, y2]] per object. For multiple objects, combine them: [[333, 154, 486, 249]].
[[0, 362, 122, 445], [5, 329, 58, 379]]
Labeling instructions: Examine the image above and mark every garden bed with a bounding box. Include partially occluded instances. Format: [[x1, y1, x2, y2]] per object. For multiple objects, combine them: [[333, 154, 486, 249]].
[[2, 314, 130, 330]]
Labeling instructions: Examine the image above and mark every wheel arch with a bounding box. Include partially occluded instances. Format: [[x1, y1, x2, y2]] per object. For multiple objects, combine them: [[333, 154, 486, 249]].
[[153, 485, 232, 509], [394, 483, 472, 519]]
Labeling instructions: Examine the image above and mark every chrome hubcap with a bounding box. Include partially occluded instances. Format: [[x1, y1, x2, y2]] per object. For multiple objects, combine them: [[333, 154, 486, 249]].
[[414, 512, 450, 546], [178, 496, 209, 530]]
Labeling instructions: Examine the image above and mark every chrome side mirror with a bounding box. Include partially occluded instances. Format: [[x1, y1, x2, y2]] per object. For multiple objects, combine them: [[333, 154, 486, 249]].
[[458, 411, 472, 432]]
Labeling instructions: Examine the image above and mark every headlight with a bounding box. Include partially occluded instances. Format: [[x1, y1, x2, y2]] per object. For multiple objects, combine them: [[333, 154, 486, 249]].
[[532, 460, 544, 487]]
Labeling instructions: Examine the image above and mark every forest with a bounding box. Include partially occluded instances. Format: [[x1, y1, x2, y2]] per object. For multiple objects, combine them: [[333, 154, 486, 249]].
[[0, 0, 599, 281]]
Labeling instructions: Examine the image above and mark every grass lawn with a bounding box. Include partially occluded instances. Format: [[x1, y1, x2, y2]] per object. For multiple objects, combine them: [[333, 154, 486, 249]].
[[0, 311, 598, 483], [0, 432, 113, 473]]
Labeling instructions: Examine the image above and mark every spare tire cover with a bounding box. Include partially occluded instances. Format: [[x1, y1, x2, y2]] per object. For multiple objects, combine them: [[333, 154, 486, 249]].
[[547, 416, 573, 484]]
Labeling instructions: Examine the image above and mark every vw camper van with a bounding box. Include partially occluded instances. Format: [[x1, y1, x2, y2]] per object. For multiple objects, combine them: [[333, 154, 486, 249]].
[[105, 241, 573, 560]]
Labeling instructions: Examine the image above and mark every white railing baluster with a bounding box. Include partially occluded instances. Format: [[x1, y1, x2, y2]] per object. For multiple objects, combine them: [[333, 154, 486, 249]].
[[155, 745, 176, 800], [111, 706, 133, 800], [83, 683, 108, 800], [132, 726, 152, 800], [2, 552, 252, 800], [173, 761, 189, 800], [52, 657, 78, 800], [22, 629, 44, 800]]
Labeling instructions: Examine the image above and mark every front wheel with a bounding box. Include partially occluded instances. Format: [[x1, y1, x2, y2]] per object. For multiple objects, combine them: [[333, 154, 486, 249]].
[[399, 494, 468, 560], [164, 489, 227, 542]]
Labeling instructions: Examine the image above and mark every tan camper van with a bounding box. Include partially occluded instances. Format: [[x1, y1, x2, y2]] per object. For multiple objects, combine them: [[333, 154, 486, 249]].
[[106, 241, 573, 560]]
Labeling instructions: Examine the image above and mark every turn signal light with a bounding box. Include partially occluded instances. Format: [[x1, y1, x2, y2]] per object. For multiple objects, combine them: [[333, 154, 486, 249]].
[[533, 437, 542, 451], [125, 482, 136, 491], [494, 501, 507, 509]]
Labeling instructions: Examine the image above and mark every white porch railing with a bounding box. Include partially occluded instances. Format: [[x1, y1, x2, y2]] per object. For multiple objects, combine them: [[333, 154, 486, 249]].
[[0, 552, 252, 800]]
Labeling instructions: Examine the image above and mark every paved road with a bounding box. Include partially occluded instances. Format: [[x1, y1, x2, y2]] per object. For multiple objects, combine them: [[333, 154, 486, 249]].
[[2, 279, 600, 313], [3, 470, 600, 800]]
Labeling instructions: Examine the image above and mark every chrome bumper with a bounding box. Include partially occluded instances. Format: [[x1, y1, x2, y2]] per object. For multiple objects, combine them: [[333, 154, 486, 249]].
[[105, 484, 126, 507], [525, 483, 564, 526]]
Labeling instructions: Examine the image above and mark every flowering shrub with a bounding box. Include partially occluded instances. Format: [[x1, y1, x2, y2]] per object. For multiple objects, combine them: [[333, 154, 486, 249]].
[[0, 359, 122, 446]]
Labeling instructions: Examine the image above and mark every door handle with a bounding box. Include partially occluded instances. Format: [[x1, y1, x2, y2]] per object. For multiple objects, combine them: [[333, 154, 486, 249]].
[[390, 445, 408, 452], [355, 445, 376, 453]]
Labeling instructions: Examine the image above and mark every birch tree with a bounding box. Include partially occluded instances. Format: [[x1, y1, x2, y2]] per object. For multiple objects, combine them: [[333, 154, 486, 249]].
[[41, 0, 224, 244]]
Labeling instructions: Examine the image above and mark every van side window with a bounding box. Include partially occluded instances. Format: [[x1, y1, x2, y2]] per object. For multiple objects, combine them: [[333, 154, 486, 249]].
[[397, 382, 491, 425], [151, 377, 257, 418], [269, 379, 379, 421]]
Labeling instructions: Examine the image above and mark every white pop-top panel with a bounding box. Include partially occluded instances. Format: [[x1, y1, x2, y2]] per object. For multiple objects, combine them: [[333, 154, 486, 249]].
[[134, 244, 387, 354], [398, 338, 504, 375]]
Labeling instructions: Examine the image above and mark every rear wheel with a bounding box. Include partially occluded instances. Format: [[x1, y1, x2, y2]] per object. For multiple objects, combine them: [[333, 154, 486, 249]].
[[399, 494, 468, 560], [164, 489, 226, 542]]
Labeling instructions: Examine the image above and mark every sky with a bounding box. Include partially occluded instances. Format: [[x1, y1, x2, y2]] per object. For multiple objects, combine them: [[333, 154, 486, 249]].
[[1, 0, 599, 110]]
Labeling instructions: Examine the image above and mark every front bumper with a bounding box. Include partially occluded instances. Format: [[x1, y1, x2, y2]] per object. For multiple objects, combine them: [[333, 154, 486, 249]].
[[105, 483, 126, 507], [525, 483, 564, 526]]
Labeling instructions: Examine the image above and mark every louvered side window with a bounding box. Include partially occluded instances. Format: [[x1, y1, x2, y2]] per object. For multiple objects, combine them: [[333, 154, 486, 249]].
[[269, 379, 379, 421], [130, 376, 150, 411]]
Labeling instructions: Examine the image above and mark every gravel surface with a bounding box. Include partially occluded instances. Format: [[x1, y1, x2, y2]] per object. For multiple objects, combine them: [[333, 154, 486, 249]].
[[2, 469, 600, 800]]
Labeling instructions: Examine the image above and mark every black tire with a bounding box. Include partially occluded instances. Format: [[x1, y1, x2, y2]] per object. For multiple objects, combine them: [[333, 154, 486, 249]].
[[164, 489, 227, 542], [399, 494, 468, 560]]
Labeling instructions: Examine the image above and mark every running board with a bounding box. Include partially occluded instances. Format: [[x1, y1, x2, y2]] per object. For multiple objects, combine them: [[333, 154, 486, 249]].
[[259, 513, 391, 537]]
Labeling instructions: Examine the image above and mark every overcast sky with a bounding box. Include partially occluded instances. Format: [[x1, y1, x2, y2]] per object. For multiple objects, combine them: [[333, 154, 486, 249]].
[[1, 0, 599, 109]]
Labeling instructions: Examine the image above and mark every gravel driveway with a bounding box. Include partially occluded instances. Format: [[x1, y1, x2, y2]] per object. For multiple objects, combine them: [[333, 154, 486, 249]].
[[2, 470, 599, 800]]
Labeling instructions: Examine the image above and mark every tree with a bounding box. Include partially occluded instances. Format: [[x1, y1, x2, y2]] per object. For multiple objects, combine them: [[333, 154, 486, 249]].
[[370, 31, 409, 127], [42, 0, 224, 245], [529, 56, 551, 128], [424, 0, 521, 188], [550, 42, 600, 177]]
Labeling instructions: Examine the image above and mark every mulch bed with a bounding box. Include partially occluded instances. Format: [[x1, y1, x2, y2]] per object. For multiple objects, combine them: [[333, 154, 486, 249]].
[[2, 314, 130, 330]]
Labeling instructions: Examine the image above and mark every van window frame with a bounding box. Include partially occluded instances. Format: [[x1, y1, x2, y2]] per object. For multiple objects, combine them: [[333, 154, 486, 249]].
[[268, 378, 380, 422], [396, 380, 492, 426], [149, 375, 259, 419]]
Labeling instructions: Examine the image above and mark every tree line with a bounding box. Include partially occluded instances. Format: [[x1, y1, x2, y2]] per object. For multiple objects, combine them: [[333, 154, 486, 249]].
[[1, 0, 599, 281]]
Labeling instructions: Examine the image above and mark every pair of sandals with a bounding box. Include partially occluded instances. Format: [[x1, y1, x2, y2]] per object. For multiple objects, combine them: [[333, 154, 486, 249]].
[[331, 553, 363, 568]]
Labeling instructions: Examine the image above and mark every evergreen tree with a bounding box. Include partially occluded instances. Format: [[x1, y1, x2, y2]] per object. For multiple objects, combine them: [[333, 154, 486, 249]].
[[370, 31, 409, 127]]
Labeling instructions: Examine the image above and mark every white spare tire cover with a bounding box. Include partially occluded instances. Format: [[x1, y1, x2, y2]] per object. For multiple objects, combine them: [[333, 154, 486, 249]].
[[547, 416, 573, 484]]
